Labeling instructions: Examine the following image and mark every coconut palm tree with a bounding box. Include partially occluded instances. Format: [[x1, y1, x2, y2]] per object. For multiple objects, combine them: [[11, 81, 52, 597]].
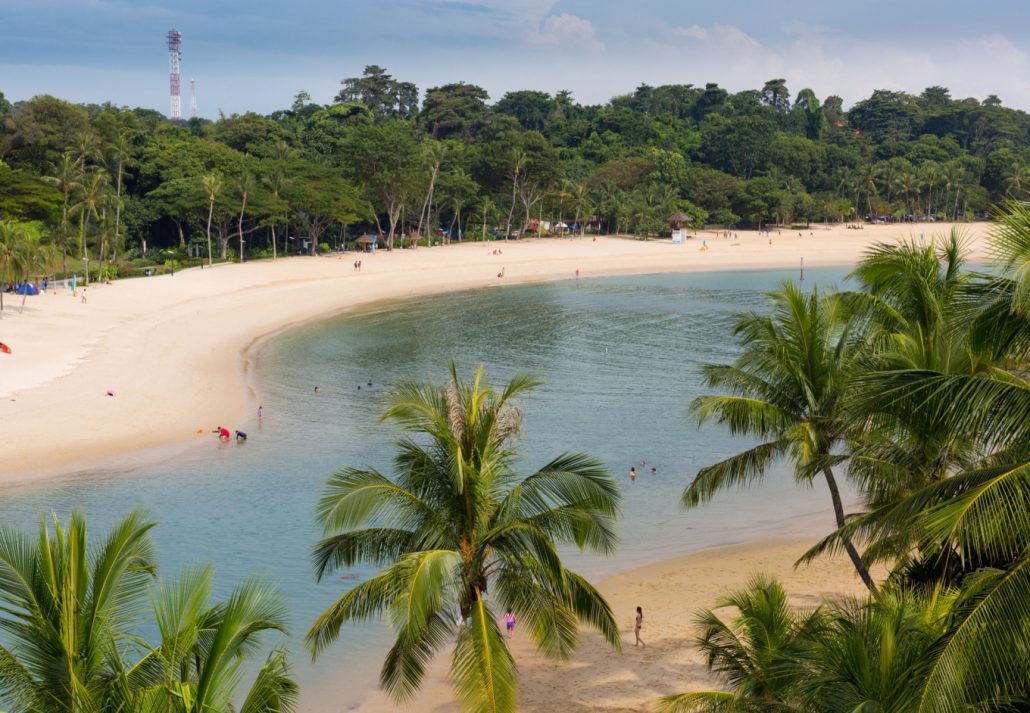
[[0, 220, 36, 314], [307, 365, 621, 712], [71, 169, 109, 285], [122, 567, 297, 713], [202, 173, 222, 266], [655, 575, 825, 713], [105, 132, 132, 260], [505, 148, 527, 240], [0, 511, 157, 712], [43, 153, 81, 281], [477, 196, 497, 242], [0, 512, 298, 713], [234, 169, 256, 262], [685, 283, 877, 591]]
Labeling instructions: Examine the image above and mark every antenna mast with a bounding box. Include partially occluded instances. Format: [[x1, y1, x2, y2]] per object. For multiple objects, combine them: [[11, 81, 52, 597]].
[[167, 29, 182, 120], [190, 78, 197, 118]]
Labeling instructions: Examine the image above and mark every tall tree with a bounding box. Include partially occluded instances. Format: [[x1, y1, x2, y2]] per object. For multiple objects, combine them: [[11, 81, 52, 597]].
[[685, 284, 877, 591], [201, 173, 222, 265], [308, 365, 621, 712]]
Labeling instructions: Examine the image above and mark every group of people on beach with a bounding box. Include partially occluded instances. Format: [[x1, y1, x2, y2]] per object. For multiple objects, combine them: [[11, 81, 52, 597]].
[[210, 404, 263, 444], [213, 426, 247, 442]]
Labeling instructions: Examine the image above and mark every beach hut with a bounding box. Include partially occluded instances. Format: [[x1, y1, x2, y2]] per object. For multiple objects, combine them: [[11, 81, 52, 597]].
[[355, 235, 374, 253], [668, 211, 691, 244]]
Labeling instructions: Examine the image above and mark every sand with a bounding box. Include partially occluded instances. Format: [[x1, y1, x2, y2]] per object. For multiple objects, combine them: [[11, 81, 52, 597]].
[[0, 223, 990, 711], [0, 223, 990, 483], [348, 537, 877, 712]]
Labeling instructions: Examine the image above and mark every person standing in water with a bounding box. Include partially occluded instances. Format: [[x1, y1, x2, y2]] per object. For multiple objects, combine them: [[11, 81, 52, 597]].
[[635, 607, 645, 647], [629, 467, 637, 482], [257, 405, 263, 420]]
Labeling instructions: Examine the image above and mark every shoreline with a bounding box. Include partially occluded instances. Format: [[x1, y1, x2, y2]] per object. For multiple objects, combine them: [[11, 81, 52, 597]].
[[344, 533, 878, 713], [1, 224, 992, 486]]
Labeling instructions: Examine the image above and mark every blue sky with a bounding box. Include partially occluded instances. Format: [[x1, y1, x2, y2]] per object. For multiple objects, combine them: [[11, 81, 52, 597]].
[[2, 0, 1028, 117]]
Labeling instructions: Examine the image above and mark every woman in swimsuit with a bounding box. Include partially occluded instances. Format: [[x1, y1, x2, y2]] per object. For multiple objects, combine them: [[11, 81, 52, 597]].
[[503, 611, 516, 639], [635, 606, 645, 647]]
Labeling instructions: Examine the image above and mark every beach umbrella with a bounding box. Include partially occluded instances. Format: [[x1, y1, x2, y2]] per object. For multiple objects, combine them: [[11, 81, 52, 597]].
[[355, 236, 374, 244]]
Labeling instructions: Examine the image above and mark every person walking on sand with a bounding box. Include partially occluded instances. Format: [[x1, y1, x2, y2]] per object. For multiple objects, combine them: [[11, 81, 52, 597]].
[[503, 611, 516, 639], [257, 405, 263, 420], [635, 606, 645, 647]]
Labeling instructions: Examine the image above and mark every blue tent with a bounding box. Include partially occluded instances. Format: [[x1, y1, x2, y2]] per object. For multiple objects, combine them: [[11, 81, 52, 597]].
[[15, 283, 39, 296]]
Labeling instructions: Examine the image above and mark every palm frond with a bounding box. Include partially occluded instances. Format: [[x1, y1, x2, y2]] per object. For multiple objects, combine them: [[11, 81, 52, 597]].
[[449, 593, 517, 713], [682, 440, 789, 508]]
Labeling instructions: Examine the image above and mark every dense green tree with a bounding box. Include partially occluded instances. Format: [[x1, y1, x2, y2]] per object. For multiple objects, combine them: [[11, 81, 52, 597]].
[[421, 83, 489, 140], [335, 65, 418, 120]]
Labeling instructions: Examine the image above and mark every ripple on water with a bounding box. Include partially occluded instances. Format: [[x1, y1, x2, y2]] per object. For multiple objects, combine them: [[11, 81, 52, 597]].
[[0, 267, 855, 710]]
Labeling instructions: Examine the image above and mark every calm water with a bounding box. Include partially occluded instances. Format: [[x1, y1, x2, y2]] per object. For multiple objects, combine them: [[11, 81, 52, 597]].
[[0, 267, 854, 709]]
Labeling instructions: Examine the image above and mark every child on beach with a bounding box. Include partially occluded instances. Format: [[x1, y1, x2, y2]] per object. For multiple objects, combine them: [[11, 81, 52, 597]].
[[503, 611, 516, 639]]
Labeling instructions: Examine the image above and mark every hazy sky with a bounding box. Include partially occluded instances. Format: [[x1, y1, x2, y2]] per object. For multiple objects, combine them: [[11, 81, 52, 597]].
[[2, 0, 1028, 117]]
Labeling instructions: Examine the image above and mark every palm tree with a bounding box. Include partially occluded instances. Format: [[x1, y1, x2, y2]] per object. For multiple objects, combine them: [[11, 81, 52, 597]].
[[202, 173, 222, 266], [569, 181, 592, 238], [0, 511, 157, 712], [71, 170, 109, 285], [506, 148, 527, 240], [43, 153, 80, 280], [416, 140, 447, 244], [477, 196, 497, 242], [803, 590, 953, 711], [307, 365, 621, 712], [70, 130, 101, 171], [106, 132, 132, 258], [0, 220, 34, 314], [684, 283, 877, 591], [124, 567, 297, 713], [234, 169, 256, 262], [656, 575, 825, 712], [0, 512, 298, 713]]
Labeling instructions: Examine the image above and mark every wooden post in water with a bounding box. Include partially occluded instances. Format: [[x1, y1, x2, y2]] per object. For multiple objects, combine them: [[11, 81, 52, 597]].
[[800, 257, 804, 281]]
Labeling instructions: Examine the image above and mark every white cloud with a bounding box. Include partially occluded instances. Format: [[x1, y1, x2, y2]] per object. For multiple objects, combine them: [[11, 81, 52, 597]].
[[530, 13, 604, 50], [671, 23, 759, 48]]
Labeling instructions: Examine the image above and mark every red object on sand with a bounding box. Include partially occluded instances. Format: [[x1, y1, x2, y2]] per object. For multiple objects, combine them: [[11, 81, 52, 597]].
[[0, 342, 11, 354]]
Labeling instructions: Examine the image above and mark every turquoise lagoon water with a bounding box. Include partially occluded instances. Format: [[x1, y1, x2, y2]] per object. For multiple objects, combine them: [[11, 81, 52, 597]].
[[0, 267, 855, 709]]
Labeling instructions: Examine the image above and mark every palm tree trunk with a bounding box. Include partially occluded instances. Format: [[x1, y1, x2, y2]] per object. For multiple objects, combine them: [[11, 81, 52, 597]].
[[506, 174, 518, 240], [82, 212, 92, 285], [114, 158, 124, 252], [823, 467, 877, 593], [238, 193, 248, 262], [206, 200, 214, 266]]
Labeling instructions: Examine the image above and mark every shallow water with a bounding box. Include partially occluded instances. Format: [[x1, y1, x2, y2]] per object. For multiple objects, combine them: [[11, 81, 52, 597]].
[[0, 266, 854, 709]]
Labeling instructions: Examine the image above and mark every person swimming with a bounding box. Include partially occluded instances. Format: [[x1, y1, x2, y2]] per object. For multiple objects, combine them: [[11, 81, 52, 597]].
[[651, 467, 657, 476]]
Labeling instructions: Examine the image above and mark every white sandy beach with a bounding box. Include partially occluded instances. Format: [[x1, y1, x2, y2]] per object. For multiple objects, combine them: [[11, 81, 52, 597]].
[[0, 223, 991, 712], [348, 536, 879, 713], [0, 224, 990, 483]]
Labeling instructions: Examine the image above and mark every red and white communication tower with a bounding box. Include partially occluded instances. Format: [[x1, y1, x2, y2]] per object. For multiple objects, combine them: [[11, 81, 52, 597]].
[[167, 29, 182, 120], [190, 78, 197, 118]]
